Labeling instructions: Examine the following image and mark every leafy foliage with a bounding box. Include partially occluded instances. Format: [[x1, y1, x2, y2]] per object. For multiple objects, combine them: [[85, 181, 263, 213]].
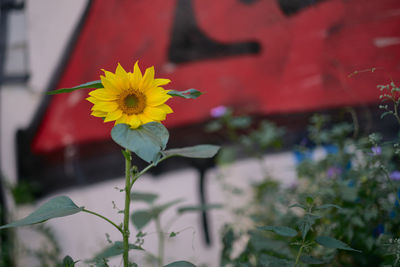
[[215, 101, 400, 266], [0, 196, 82, 229]]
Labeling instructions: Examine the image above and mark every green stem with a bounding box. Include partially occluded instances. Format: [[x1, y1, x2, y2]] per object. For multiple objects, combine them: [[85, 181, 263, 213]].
[[130, 155, 172, 189], [123, 149, 132, 267], [155, 215, 164, 267], [294, 243, 304, 267], [82, 209, 123, 234]]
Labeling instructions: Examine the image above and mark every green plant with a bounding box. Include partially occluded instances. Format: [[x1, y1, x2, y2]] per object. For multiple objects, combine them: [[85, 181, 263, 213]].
[[0, 62, 219, 267], [216, 80, 400, 266]]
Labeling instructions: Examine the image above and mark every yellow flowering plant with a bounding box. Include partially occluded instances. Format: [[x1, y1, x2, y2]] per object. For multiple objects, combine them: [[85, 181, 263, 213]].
[[0, 62, 219, 267]]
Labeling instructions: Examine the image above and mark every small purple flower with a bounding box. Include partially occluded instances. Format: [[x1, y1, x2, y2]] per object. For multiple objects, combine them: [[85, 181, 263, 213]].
[[371, 146, 382, 156], [390, 171, 400, 181], [327, 166, 342, 178], [210, 105, 227, 118]]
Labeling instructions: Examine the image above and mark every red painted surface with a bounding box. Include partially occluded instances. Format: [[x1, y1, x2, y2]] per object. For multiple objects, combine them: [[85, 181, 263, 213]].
[[32, 0, 400, 153]]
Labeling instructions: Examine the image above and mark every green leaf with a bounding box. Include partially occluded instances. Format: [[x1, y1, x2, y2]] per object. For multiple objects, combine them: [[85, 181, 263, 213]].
[[300, 255, 327, 265], [164, 261, 196, 267], [47, 80, 103, 95], [315, 236, 361, 252], [258, 226, 297, 237], [169, 232, 177, 237], [62, 255, 77, 267], [258, 254, 294, 267], [297, 214, 321, 240], [162, 145, 220, 159], [306, 196, 314, 205], [131, 210, 154, 230], [131, 199, 183, 230], [153, 199, 184, 215], [230, 116, 252, 129], [205, 120, 223, 132], [111, 122, 169, 163], [221, 225, 235, 264], [249, 232, 291, 256], [177, 204, 223, 214], [131, 192, 158, 204], [0, 196, 82, 229], [88, 241, 143, 263], [380, 111, 392, 119], [340, 186, 358, 202], [168, 89, 202, 99], [289, 203, 307, 210], [316, 204, 342, 210], [216, 146, 237, 165]]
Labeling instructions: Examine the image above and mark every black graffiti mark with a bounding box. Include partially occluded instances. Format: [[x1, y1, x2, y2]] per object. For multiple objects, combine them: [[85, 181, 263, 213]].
[[239, 0, 259, 4], [276, 0, 326, 16], [168, 0, 260, 64]]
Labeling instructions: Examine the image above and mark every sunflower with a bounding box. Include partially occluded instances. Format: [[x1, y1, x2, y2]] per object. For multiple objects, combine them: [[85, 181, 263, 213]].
[[87, 62, 173, 128]]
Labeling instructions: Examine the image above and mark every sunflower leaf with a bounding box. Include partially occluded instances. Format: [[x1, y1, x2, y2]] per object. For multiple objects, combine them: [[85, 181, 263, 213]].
[[111, 122, 169, 163], [47, 80, 103, 95], [0, 196, 83, 229], [162, 145, 220, 159], [168, 89, 202, 99]]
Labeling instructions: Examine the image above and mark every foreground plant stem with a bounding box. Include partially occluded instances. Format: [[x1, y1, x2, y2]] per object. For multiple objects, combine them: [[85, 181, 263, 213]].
[[120, 153, 172, 266], [123, 149, 132, 267], [294, 241, 305, 267]]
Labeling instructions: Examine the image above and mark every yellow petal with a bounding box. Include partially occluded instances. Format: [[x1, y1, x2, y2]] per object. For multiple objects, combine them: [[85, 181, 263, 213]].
[[89, 89, 119, 100], [146, 87, 171, 106], [91, 101, 119, 112], [101, 75, 123, 94], [115, 114, 128, 125], [114, 63, 130, 89], [153, 78, 170, 87], [156, 104, 173, 114], [102, 69, 116, 79], [104, 109, 123, 122], [140, 66, 155, 91], [138, 113, 152, 124], [91, 110, 107, 117], [130, 61, 143, 89], [86, 96, 99, 104], [115, 63, 128, 76], [128, 114, 141, 128], [144, 106, 166, 121]]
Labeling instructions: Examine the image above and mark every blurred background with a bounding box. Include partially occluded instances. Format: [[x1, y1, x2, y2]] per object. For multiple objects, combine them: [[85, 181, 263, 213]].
[[0, 0, 399, 266]]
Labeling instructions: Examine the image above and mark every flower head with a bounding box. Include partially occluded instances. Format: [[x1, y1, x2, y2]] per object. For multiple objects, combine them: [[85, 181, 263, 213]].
[[327, 166, 342, 179], [210, 106, 227, 118], [87, 62, 173, 128], [371, 146, 382, 156], [390, 171, 400, 181]]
